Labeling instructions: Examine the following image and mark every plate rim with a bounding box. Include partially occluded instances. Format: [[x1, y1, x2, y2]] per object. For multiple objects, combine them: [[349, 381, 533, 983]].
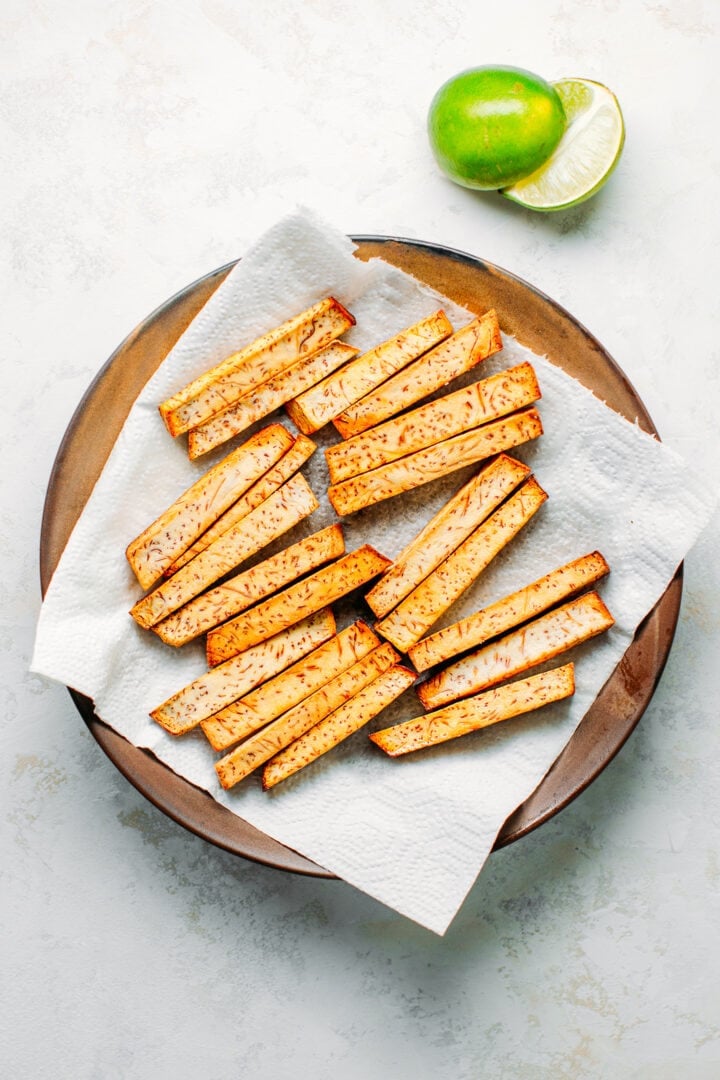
[[39, 233, 683, 878]]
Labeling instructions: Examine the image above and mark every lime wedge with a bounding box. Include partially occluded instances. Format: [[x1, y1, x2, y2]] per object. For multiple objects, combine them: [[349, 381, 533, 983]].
[[502, 78, 625, 211]]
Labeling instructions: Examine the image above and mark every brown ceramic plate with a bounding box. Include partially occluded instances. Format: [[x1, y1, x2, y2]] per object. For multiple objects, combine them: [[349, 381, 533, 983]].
[[39, 236, 682, 877]]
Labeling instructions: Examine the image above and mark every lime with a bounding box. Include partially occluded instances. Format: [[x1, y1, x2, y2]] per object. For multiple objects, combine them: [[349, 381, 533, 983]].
[[427, 65, 567, 190], [502, 78, 625, 210]]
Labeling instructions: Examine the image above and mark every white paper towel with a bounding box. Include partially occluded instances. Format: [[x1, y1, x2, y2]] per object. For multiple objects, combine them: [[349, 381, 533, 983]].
[[32, 208, 715, 934]]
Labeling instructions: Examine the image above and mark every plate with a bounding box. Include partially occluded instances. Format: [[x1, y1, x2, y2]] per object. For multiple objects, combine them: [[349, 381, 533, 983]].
[[39, 236, 682, 877]]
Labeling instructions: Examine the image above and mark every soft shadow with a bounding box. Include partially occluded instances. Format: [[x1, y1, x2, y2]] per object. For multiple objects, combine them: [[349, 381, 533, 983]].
[[453, 179, 613, 239]]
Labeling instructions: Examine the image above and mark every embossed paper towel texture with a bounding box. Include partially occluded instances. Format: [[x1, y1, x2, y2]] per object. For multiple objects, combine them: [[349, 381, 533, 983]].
[[32, 210, 713, 934]]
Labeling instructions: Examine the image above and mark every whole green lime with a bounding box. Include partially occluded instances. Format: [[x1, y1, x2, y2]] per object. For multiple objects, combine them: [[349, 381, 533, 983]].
[[428, 65, 567, 190]]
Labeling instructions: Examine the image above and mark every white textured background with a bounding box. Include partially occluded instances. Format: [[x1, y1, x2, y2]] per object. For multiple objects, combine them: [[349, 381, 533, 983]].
[[3, 1, 719, 1077]]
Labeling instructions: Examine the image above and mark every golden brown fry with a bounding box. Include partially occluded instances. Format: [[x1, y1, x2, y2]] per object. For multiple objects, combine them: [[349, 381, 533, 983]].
[[370, 664, 575, 756], [375, 478, 547, 652], [159, 297, 355, 437], [418, 591, 614, 710], [408, 551, 610, 672], [205, 544, 392, 665], [202, 621, 382, 751], [326, 362, 540, 484], [150, 609, 336, 735], [165, 434, 316, 575], [153, 525, 345, 647], [130, 473, 318, 630], [186, 341, 358, 459], [126, 424, 294, 590], [285, 310, 453, 434], [366, 455, 531, 619], [214, 643, 401, 789], [263, 664, 417, 788], [333, 310, 503, 439], [328, 407, 543, 516]]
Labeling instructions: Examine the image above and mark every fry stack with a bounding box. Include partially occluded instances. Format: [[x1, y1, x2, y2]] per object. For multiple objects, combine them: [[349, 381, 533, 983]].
[[124, 291, 617, 788], [363, 463, 614, 755], [324, 353, 542, 515], [127, 416, 412, 787], [159, 296, 357, 456], [371, 555, 614, 757], [370, 456, 549, 652]]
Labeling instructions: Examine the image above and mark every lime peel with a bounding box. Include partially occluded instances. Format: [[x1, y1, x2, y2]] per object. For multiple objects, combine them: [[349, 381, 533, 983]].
[[427, 65, 567, 191], [502, 78, 625, 211]]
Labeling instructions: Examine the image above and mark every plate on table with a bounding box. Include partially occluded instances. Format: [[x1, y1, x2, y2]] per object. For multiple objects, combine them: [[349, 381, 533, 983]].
[[39, 236, 683, 876]]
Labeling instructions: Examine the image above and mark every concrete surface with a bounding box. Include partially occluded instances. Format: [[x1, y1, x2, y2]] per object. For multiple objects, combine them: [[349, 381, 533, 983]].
[[3, 2, 719, 1077]]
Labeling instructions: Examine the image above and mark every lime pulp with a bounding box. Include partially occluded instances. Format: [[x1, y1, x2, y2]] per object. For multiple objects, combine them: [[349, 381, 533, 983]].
[[501, 78, 625, 211]]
